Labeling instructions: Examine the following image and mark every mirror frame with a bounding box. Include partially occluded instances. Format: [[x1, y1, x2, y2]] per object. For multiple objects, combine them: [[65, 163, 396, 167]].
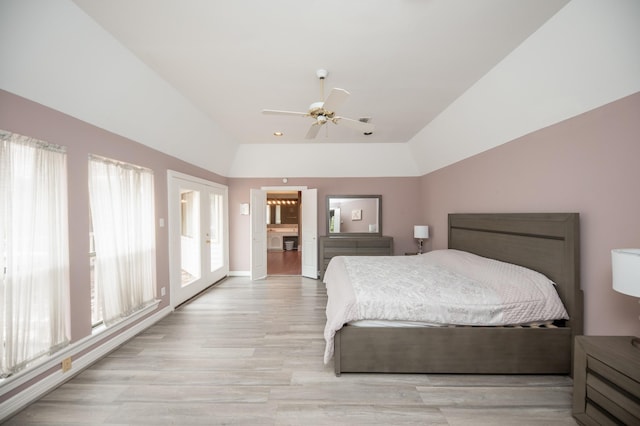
[[326, 194, 382, 237]]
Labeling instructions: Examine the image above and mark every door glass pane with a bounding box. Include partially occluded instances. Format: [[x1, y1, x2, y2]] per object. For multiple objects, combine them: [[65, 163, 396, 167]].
[[180, 189, 201, 286], [209, 192, 224, 271]]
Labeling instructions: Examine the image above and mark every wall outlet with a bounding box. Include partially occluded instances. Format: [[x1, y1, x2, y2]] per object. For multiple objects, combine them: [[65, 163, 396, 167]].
[[61, 357, 72, 373], [160, 286, 166, 297]]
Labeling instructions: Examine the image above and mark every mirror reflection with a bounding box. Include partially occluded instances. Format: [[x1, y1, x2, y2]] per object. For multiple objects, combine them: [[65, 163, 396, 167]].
[[327, 195, 381, 236]]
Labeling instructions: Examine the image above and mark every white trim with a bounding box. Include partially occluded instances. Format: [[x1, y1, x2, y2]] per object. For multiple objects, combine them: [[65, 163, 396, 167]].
[[1, 300, 158, 394], [167, 170, 229, 308], [229, 270, 250, 277], [0, 303, 172, 423], [261, 185, 308, 191], [167, 169, 227, 190]]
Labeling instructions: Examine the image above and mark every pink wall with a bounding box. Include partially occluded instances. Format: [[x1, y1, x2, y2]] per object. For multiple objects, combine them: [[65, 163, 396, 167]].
[[228, 177, 423, 272], [0, 89, 227, 343], [420, 92, 640, 337], [2, 86, 638, 404], [0, 88, 422, 349]]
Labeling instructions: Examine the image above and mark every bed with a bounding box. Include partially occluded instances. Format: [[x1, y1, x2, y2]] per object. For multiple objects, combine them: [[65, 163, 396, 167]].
[[324, 213, 582, 375]]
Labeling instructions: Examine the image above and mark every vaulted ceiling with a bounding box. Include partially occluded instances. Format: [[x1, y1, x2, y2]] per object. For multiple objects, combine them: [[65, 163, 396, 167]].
[[2, 1, 638, 177], [72, 0, 568, 146]]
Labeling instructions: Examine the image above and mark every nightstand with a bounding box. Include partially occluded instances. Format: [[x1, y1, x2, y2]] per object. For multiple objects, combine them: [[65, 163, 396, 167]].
[[572, 336, 640, 425]]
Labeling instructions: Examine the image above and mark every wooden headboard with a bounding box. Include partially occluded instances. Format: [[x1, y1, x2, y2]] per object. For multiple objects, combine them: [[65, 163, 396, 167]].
[[448, 213, 583, 336]]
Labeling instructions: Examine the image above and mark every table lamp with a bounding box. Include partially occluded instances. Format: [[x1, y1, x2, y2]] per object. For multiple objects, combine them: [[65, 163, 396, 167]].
[[414, 225, 429, 254], [611, 248, 640, 347]]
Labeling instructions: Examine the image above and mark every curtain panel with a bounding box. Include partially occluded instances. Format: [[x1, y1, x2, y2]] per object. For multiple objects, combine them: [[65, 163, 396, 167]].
[[88, 155, 157, 327], [0, 130, 70, 377]]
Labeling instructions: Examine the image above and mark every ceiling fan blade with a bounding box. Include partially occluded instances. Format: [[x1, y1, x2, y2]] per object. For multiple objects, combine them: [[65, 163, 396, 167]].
[[322, 88, 350, 113], [305, 124, 321, 139], [334, 116, 375, 133], [262, 109, 308, 117]]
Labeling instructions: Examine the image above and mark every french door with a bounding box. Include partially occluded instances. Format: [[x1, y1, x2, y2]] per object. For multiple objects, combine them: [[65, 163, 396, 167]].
[[168, 171, 228, 307]]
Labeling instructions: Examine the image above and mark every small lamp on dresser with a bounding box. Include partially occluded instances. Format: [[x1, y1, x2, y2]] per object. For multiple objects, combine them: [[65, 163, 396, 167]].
[[611, 248, 640, 347], [414, 225, 429, 254]]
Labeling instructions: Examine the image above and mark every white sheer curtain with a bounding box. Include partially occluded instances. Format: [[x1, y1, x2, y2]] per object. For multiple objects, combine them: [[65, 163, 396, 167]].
[[0, 130, 70, 378], [88, 155, 156, 326]]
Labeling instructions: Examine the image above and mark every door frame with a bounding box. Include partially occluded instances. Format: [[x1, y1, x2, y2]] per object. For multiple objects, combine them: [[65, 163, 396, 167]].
[[251, 185, 318, 279], [167, 170, 229, 308], [301, 188, 318, 279], [250, 188, 267, 280]]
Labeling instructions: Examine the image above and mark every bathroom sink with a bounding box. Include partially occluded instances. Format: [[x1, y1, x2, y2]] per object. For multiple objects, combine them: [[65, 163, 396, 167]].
[[268, 228, 298, 233]]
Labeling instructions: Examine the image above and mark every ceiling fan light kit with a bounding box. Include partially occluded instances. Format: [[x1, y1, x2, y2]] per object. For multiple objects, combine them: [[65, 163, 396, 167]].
[[262, 69, 375, 139]]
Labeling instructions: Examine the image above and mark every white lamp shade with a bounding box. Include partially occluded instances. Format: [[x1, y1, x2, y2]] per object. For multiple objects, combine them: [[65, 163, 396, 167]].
[[414, 225, 429, 239], [612, 249, 640, 297]]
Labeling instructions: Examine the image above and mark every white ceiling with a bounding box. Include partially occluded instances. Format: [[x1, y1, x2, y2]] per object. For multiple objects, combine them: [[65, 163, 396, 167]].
[[71, 0, 569, 145], [2, 1, 638, 177]]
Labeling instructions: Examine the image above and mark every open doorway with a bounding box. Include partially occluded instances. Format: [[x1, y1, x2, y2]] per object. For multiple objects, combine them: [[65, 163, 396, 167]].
[[250, 187, 317, 280], [266, 190, 301, 275]]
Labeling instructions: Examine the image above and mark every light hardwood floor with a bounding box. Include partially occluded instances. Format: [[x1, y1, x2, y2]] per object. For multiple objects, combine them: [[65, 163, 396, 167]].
[[6, 276, 578, 425]]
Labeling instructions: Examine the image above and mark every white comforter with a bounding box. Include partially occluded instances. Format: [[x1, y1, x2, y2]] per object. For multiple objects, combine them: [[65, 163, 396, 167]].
[[323, 249, 569, 364]]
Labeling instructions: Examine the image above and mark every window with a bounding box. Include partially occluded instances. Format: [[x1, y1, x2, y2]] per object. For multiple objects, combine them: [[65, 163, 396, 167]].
[[180, 191, 197, 238], [88, 155, 156, 327], [209, 192, 224, 271], [0, 130, 70, 378]]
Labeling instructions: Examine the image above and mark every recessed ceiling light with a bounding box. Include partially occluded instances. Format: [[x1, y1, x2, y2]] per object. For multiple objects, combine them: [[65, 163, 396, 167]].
[[273, 131, 284, 136]]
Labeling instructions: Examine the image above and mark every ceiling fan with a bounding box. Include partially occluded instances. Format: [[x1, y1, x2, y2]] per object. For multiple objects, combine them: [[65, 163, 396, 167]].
[[262, 69, 375, 139]]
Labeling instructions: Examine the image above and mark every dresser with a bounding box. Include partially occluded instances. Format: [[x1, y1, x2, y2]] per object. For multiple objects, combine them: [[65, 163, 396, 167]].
[[319, 236, 394, 279], [572, 335, 640, 425]]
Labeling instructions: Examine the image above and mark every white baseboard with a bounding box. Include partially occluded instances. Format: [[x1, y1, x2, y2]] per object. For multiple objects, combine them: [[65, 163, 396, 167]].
[[228, 270, 250, 276], [0, 305, 173, 423]]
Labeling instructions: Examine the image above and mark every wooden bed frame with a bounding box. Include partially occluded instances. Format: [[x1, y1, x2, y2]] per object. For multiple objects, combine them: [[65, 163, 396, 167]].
[[332, 213, 582, 375]]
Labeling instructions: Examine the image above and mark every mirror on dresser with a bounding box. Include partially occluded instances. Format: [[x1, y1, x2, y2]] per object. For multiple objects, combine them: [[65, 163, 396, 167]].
[[326, 194, 382, 237]]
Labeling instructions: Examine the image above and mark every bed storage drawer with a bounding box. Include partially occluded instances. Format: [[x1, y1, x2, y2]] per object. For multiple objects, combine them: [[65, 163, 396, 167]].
[[319, 236, 393, 279], [336, 326, 572, 374]]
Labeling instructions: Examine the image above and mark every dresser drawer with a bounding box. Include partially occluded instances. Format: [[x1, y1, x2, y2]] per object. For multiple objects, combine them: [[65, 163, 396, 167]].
[[573, 336, 640, 426], [586, 357, 640, 422], [324, 240, 358, 249], [324, 247, 357, 257], [588, 356, 640, 401], [319, 236, 393, 279], [584, 401, 617, 426], [587, 374, 640, 424], [356, 238, 393, 256], [357, 239, 392, 248]]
